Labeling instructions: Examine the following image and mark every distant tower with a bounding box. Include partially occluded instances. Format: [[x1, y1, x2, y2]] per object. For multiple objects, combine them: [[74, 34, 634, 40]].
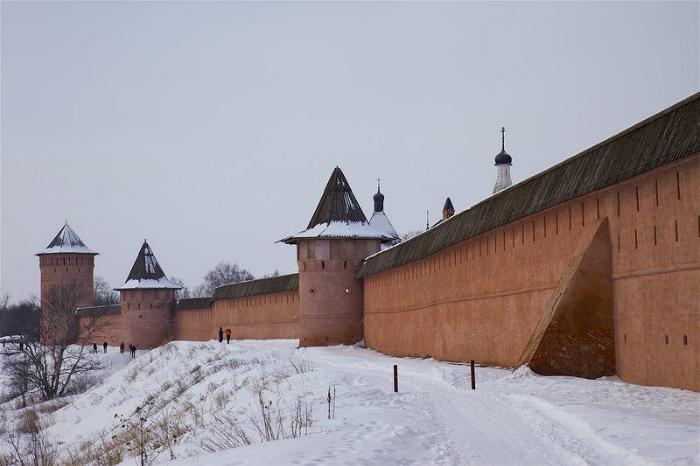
[[493, 127, 513, 193], [116, 240, 180, 348], [368, 179, 400, 246], [442, 197, 455, 220], [37, 223, 97, 343], [281, 167, 395, 347]]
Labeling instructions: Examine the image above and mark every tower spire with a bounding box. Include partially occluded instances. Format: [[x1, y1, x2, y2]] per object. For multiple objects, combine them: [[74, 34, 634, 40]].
[[493, 126, 514, 193]]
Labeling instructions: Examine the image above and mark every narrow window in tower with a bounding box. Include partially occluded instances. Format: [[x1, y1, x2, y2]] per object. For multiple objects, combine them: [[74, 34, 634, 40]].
[[512, 227, 516, 248], [665, 335, 669, 345], [634, 230, 638, 249], [596, 198, 600, 220], [479, 239, 482, 257], [581, 202, 585, 226], [555, 211, 559, 235], [624, 334, 627, 344], [343, 260, 347, 270], [532, 222, 535, 242], [503, 231, 506, 250], [617, 233, 621, 252], [655, 179, 659, 206], [653, 225, 657, 246], [321, 261, 325, 271], [568, 208, 572, 230], [635, 187, 640, 212], [684, 335, 688, 345], [617, 192, 621, 217], [521, 224, 525, 244], [676, 172, 681, 200], [675, 220, 679, 242]]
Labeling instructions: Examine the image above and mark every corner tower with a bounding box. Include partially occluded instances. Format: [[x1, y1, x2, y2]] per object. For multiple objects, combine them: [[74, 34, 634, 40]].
[[493, 127, 513, 193], [281, 167, 394, 347], [37, 223, 98, 340], [116, 240, 180, 348]]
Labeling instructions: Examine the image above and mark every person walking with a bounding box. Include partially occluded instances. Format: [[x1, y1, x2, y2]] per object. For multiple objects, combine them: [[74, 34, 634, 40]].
[[120, 342, 125, 354], [103, 341, 108, 353], [92, 343, 98, 354], [218, 327, 224, 343], [225, 328, 232, 344]]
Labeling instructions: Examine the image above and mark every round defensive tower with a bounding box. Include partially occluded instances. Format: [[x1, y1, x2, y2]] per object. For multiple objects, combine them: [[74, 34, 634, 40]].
[[116, 240, 180, 349], [281, 167, 395, 347], [37, 223, 98, 343]]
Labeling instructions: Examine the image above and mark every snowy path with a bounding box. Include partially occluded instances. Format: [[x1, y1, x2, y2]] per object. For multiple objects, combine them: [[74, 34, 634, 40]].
[[309, 347, 651, 466]]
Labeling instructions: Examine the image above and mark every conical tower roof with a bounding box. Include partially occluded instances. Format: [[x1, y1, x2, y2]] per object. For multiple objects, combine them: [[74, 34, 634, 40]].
[[37, 223, 97, 255], [116, 240, 180, 290], [443, 197, 455, 213], [281, 167, 395, 244], [306, 167, 368, 229]]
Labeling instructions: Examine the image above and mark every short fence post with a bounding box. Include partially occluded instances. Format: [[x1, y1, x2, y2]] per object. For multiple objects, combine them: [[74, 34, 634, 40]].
[[393, 364, 398, 393], [470, 360, 476, 390]]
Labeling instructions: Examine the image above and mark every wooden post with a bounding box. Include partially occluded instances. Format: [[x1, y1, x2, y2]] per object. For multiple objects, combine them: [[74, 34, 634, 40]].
[[470, 360, 476, 390], [393, 364, 398, 393]]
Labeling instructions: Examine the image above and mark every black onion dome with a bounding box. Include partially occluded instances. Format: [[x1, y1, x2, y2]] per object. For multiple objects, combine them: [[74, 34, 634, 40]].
[[495, 149, 512, 166], [373, 188, 385, 212]]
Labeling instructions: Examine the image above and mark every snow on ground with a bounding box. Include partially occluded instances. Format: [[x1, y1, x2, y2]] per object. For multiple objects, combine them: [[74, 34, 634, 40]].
[[1, 340, 698, 465]]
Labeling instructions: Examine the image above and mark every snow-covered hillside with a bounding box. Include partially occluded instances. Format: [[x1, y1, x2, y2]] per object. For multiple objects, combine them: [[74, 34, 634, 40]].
[[1, 340, 698, 465]]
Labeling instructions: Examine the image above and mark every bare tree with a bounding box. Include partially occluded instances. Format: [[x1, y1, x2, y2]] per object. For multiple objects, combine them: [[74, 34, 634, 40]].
[[94, 275, 119, 305], [201, 262, 254, 296], [169, 277, 191, 299], [3, 283, 116, 401]]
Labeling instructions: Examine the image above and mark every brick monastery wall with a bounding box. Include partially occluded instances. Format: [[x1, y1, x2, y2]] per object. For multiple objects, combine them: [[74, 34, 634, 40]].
[[78, 313, 122, 347], [362, 155, 699, 391], [174, 307, 215, 341], [211, 290, 299, 340]]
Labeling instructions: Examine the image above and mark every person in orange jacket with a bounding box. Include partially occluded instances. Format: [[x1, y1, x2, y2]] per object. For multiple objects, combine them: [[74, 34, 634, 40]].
[[225, 328, 232, 344]]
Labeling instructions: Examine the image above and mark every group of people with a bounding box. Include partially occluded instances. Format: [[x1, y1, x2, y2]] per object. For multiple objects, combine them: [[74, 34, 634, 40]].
[[91, 342, 108, 353], [91, 341, 137, 358], [218, 327, 232, 344]]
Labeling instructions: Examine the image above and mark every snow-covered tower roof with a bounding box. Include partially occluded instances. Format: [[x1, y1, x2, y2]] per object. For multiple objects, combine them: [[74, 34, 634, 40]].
[[369, 181, 399, 242], [115, 240, 180, 290], [37, 223, 98, 255], [281, 167, 395, 244]]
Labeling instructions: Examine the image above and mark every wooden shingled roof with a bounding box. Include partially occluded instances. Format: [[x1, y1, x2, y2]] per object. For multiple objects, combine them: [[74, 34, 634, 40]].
[[306, 167, 368, 229], [75, 304, 121, 318], [213, 273, 299, 300], [357, 92, 700, 278], [175, 297, 213, 311]]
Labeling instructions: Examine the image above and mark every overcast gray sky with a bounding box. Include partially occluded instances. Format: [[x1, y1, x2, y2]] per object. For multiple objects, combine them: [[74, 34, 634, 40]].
[[1, 1, 698, 301]]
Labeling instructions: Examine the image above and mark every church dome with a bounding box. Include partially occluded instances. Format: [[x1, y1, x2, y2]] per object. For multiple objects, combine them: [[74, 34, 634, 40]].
[[495, 149, 512, 166], [494, 126, 513, 165], [373, 190, 385, 211]]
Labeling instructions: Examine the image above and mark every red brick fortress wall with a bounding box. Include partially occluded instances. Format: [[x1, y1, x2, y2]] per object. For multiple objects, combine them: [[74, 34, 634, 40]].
[[362, 156, 699, 391], [212, 290, 299, 340], [174, 307, 215, 341]]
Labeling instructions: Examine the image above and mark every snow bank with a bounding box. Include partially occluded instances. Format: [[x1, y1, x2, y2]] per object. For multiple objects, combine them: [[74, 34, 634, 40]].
[[1, 341, 697, 465]]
